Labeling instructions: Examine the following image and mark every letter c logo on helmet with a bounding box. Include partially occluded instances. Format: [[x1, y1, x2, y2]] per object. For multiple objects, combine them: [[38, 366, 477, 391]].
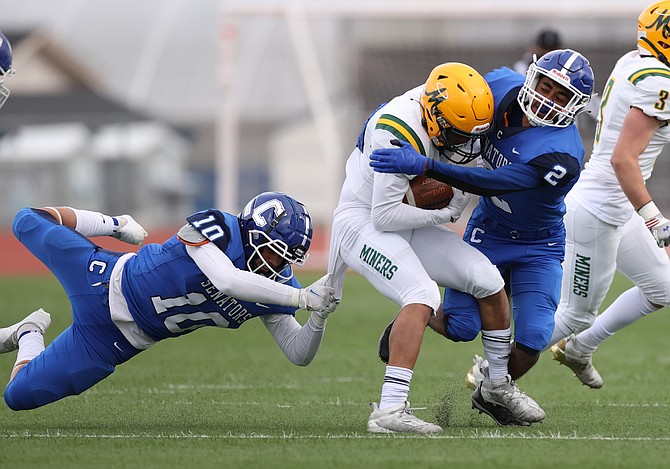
[[238, 192, 312, 282]]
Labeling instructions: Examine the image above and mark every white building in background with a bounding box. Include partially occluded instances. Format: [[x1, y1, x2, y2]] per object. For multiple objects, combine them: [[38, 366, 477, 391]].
[[0, 30, 194, 228], [0, 0, 666, 229]]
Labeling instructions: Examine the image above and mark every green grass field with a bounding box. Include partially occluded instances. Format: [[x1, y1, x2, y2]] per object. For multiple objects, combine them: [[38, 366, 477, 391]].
[[1, 272, 669, 468]]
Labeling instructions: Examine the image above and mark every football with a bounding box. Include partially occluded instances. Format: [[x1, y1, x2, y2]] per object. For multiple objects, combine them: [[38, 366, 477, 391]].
[[402, 175, 453, 209], [402, 176, 454, 209]]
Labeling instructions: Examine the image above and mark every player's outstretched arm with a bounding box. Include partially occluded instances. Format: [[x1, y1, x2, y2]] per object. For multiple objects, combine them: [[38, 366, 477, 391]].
[[40, 206, 148, 245], [261, 274, 339, 366], [370, 140, 543, 197], [187, 244, 339, 312]]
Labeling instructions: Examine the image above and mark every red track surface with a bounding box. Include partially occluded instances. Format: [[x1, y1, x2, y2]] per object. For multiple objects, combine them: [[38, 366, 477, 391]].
[[0, 226, 331, 276]]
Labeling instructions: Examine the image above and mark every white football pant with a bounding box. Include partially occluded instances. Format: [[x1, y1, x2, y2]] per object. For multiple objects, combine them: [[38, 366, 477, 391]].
[[555, 197, 670, 335], [327, 206, 504, 312]]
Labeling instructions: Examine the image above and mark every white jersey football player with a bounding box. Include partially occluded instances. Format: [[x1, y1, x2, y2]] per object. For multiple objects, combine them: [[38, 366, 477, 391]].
[[328, 63, 534, 433], [549, 1, 670, 388]]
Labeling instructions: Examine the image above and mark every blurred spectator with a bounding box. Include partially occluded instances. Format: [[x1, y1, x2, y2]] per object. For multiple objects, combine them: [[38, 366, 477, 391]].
[[513, 29, 563, 75]]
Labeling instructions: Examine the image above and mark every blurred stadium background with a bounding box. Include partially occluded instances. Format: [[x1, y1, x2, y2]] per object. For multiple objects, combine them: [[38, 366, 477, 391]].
[[0, 0, 666, 273]]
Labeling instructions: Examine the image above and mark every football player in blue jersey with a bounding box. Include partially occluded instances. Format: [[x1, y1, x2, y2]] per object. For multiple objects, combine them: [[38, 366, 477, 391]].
[[0, 192, 338, 411], [370, 49, 595, 425], [0, 30, 15, 109]]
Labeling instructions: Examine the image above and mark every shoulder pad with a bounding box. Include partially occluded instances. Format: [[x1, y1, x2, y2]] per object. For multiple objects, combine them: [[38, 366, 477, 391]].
[[177, 224, 209, 246]]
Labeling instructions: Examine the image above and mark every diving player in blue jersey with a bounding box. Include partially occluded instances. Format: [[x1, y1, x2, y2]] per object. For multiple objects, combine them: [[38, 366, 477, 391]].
[[370, 49, 594, 425], [0, 192, 338, 411]]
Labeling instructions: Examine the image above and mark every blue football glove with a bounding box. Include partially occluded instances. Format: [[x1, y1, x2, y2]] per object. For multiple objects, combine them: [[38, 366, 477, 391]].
[[369, 139, 430, 175]]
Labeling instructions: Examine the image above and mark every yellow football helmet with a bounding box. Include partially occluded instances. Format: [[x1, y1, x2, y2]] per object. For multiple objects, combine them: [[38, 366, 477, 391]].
[[420, 62, 493, 164], [638, 1, 670, 66]]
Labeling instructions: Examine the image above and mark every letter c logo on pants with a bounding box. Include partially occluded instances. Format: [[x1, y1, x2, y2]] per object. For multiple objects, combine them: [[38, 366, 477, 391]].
[[470, 227, 484, 244]]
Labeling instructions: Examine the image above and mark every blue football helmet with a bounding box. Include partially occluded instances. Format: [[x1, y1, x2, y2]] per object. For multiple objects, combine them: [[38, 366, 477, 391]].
[[0, 31, 13, 110], [517, 48, 594, 128], [238, 191, 312, 281]]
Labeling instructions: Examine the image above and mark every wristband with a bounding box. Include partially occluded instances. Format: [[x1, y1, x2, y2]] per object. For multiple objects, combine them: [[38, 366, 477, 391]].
[[637, 201, 660, 222]]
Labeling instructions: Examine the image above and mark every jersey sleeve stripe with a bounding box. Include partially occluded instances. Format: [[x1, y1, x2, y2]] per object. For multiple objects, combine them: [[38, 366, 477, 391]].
[[376, 114, 426, 155], [628, 68, 670, 85]]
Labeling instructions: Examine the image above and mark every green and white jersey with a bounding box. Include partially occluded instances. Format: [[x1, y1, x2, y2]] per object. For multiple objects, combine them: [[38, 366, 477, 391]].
[[571, 50, 670, 226], [339, 85, 448, 214]]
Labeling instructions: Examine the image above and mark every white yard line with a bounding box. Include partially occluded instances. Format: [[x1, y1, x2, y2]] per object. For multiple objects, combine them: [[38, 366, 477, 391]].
[[2, 431, 670, 441]]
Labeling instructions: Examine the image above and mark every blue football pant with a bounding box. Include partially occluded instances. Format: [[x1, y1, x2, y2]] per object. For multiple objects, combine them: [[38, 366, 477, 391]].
[[443, 216, 564, 353], [5, 208, 141, 410]]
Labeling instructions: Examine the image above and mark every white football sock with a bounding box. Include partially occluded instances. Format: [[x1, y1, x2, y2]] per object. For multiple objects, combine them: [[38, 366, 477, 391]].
[[379, 365, 412, 410], [71, 208, 121, 237], [12, 331, 45, 375], [574, 287, 658, 354], [481, 327, 511, 381]]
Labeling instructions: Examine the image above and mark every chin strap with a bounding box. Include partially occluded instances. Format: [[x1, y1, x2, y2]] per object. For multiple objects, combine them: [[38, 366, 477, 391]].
[[640, 37, 670, 67]]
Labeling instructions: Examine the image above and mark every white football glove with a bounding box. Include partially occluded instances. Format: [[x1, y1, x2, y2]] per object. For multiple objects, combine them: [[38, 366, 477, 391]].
[[432, 205, 458, 226], [652, 219, 670, 247], [652, 218, 670, 248], [445, 188, 472, 223], [112, 215, 148, 245], [298, 273, 338, 317], [638, 201, 670, 248]]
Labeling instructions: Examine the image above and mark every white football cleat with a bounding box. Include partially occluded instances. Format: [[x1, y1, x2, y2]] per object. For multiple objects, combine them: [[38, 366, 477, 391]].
[[0, 308, 51, 354], [479, 375, 546, 423], [471, 382, 530, 427], [113, 215, 148, 245], [367, 401, 442, 434], [551, 334, 603, 389], [465, 354, 487, 390]]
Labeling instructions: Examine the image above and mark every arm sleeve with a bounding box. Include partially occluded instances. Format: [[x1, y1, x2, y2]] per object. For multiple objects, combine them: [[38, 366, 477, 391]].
[[425, 160, 545, 196], [186, 243, 300, 307], [260, 312, 326, 366]]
